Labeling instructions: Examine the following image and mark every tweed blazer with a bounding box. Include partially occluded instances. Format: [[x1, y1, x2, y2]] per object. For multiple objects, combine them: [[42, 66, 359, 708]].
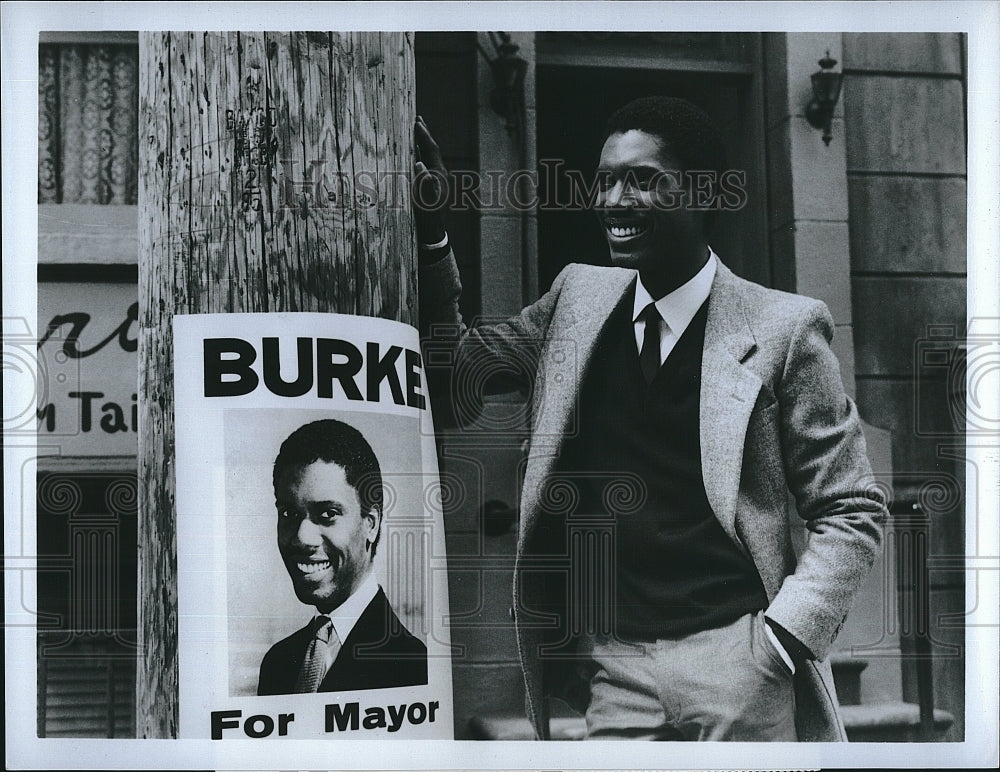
[[420, 254, 888, 741]]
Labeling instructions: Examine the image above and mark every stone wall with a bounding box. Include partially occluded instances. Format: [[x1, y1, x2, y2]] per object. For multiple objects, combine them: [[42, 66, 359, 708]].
[[844, 32, 967, 741]]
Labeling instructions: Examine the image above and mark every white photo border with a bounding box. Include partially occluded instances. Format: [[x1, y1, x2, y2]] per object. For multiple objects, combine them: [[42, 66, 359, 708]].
[[4, 1, 998, 769]]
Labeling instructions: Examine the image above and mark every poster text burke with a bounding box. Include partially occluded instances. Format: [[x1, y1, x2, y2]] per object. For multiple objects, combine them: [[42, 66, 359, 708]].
[[203, 337, 427, 409]]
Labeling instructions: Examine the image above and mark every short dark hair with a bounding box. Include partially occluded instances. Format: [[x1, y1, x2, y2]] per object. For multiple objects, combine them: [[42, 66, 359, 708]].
[[272, 419, 384, 555], [606, 96, 728, 180]]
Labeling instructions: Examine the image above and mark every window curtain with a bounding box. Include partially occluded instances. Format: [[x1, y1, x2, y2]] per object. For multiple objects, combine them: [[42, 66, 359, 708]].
[[38, 44, 138, 205]]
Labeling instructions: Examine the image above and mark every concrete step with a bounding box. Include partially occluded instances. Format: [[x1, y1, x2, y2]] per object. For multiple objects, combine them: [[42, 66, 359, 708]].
[[468, 700, 955, 741], [830, 652, 868, 706], [468, 715, 583, 740], [840, 701, 954, 742]]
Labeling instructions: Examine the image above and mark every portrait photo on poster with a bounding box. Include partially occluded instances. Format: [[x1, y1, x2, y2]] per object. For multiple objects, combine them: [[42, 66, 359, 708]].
[[223, 408, 428, 699]]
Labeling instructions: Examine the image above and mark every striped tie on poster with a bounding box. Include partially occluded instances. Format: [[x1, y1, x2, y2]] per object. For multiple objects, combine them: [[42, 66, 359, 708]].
[[293, 616, 337, 693]]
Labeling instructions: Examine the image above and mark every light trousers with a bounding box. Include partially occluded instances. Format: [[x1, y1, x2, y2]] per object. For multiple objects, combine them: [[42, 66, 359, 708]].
[[578, 610, 797, 741]]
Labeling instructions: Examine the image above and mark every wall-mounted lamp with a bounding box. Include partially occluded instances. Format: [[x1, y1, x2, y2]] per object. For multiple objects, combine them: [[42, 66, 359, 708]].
[[805, 51, 844, 146], [477, 32, 528, 137]]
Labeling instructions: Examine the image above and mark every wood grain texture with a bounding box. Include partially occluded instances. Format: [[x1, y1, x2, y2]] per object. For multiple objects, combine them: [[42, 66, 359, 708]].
[[137, 31, 415, 737]]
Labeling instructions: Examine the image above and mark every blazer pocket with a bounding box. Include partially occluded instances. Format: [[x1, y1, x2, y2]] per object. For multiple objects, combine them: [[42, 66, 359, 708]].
[[754, 612, 795, 678]]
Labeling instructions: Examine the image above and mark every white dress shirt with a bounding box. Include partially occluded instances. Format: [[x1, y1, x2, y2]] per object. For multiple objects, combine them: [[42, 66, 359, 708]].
[[632, 250, 718, 365], [311, 570, 380, 672]]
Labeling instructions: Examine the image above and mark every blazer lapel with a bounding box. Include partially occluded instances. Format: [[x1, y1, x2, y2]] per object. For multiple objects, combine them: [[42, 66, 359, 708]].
[[700, 261, 762, 545], [318, 589, 382, 691], [266, 623, 313, 695], [517, 266, 636, 553]]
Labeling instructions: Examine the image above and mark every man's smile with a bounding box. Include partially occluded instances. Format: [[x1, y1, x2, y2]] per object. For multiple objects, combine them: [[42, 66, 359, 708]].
[[291, 556, 337, 578], [603, 216, 650, 244]]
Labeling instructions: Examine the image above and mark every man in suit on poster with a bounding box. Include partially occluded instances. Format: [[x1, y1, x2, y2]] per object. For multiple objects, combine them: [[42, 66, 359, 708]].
[[257, 418, 427, 695], [414, 97, 887, 740]]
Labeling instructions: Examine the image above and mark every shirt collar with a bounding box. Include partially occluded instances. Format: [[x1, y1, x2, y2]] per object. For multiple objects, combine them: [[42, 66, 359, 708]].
[[316, 569, 379, 644], [632, 249, 718, 336]]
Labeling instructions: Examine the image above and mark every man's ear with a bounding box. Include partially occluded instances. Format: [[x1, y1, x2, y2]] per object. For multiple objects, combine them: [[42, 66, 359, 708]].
[[363, 506, 382, 553]]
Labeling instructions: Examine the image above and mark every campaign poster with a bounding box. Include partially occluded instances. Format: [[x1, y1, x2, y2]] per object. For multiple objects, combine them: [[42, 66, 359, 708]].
[[173, 312, 452, 739]]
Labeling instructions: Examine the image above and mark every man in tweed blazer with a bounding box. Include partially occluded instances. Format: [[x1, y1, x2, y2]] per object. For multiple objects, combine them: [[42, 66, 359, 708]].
[[415, 98, 887, 741]]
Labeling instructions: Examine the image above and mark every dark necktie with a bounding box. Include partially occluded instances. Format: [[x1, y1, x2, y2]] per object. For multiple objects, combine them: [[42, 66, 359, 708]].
[[639, 303, 662, 384], [294, 615, 340, 693]]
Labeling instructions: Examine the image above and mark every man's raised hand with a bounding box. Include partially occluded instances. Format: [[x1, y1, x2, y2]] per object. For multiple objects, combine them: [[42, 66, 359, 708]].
[[413, 115, 448, 246]]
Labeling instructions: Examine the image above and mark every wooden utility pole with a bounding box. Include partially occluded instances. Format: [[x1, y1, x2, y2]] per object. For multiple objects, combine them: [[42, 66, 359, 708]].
[[137, 32, 416, 737]]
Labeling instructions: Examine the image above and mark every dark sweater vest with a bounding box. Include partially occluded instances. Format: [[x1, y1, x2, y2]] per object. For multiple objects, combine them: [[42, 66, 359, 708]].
[[559, 291, 768, 640]]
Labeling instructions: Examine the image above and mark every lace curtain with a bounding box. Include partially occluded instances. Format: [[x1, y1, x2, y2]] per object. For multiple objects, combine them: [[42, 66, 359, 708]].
[[38, 44, 138, 205]]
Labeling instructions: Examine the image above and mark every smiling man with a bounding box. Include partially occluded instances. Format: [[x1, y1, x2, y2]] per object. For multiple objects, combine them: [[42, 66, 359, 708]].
[[416, 96, 887, 741], [595, 122, 710, 298], [257, 418, 427, 695]]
